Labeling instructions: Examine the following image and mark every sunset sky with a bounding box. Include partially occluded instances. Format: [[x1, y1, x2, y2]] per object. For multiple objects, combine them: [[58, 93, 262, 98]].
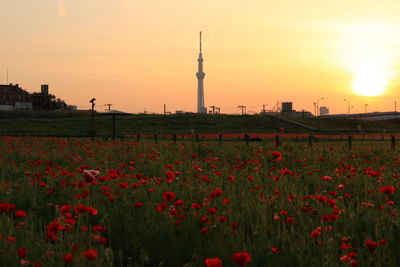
[[1, 0, 400, 114]]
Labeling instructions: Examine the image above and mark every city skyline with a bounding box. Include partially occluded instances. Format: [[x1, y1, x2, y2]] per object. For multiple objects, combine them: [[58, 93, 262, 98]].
[[2, 1, 400, 114]]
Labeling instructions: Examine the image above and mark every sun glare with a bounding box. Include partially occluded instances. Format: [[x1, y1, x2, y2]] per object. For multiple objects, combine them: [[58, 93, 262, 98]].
[[338, 23, 397, 97]]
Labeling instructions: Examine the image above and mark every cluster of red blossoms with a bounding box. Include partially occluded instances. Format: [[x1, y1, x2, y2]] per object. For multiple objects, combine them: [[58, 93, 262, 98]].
[[1, 136, 400, 266], [205, 252, 251, 267]]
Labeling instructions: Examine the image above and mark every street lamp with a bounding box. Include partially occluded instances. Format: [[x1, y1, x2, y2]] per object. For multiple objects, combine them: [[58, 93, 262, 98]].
[[316, 97, 325, 116], [89, 98, 96, 140], [364, 104, 368, 117], [313, 102, 316, 116]]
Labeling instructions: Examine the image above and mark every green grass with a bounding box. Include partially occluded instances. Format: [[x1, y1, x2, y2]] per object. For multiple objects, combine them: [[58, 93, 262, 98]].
[[1, 110, 399, 136]]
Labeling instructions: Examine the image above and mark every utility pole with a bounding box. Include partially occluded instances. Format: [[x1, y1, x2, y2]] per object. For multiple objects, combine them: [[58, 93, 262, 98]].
[[262, 104, 268, 114], [164, 104, 166, 115], [364, 104, 368, 118], [104, 104, 112, 111], [237, 105, 246, 115], [313, 102, 316, 116], [344, 99, 351, 115]]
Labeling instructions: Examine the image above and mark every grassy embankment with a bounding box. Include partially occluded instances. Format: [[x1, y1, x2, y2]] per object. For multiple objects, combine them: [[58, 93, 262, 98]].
[[1, 110, 399, 136]]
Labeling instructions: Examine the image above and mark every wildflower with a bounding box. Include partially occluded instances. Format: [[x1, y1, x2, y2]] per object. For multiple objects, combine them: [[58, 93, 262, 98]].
[[210, 188, 223, 199], [321, 176, 332, 181], [166, 170, 175, 183], [365, 240, 378, 251], [310, 227, 322, 238], [82, 249, 98, 260], [379, 186, 396, 195], [205, 257, 222, 267], [14, 210, 27, 219], [162, 192, 176, 202], [271, 247, 279, 254], [17, 248, 27, 258], [63, 253, 74, 263], [272, 151, 282, 160], [231, 252, 251, 266]]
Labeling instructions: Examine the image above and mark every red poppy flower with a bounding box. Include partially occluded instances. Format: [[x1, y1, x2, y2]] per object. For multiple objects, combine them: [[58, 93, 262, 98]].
[[59, 204, 72, 215], [14, 210, 27, 219], [285, 217, 294, 224], [207, 208, 217, 215], [231, 252, 251, 266], [321, 176, 332, 181], [191, 203, 201, 209], [279, 168, 294, 175], [210, 188, 223, 199], [379, 239, 387, 245], [63, 253, 73, 263], [82, 249, 98, 260], [17, 248, 27, 258], [166, 170, 175, 183], [162, 191, 176, 202], [379, 186, 396, 195], [272, 151, 282, 160], [310, 228, 321, 238], [271, 247, 279, 254], [365, 240, 378, 251], [205, 257, 222, 267]]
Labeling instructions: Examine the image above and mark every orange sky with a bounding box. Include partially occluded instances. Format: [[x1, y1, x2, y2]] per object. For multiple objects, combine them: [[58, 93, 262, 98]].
[[1, 0, 400, 114]]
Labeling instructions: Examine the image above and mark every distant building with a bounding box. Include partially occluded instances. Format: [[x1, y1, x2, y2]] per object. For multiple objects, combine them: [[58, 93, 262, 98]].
[[0, 83, 69, 111], [67, 105, 77, 110], [281, 102, 293, 114], [320, 106, 329, 116]]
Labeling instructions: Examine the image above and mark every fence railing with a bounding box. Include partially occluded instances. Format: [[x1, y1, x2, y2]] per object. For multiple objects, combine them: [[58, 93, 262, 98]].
[[0, 132, 398, 150]]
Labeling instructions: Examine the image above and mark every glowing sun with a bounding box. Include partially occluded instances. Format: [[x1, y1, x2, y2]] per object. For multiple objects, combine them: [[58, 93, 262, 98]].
[[338, 23, 397, 96]]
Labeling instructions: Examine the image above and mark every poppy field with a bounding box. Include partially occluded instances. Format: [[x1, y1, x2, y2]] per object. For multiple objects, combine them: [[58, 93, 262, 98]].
[[0, 137, 399, 266]]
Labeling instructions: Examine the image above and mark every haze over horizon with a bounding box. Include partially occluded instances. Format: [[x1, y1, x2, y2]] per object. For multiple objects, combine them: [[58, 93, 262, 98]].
[[2, 0, 400, 114]]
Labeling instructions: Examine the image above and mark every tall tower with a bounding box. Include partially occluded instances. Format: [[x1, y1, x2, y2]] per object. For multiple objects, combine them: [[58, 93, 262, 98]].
[[196, 31, 206, 113]]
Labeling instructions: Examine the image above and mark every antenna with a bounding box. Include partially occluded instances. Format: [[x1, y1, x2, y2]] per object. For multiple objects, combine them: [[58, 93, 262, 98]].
[[199, 31, 202, 53]]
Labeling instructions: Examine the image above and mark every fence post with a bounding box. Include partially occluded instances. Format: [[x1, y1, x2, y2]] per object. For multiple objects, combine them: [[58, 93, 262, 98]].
[[112, 114, 116, 140], [154, 134, 158, 143], [195, 134, 199, 142], [275, 135, 281, 147], [348, 135, 352, 149], [137, 134, 140, 142], [219, 133, 223, 143], [391, 136, 396, 151], [244, 133, 249, 146], [173, 134, 177, 143], [308, 135, 313, 147]]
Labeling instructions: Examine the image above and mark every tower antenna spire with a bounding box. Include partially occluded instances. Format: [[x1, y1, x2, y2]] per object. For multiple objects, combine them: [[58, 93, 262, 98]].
[[200, 31, 202, 53]]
